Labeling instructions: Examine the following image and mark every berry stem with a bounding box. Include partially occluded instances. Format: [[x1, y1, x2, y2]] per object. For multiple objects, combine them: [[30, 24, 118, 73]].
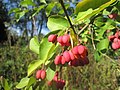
[[59, 0, 76, 34]]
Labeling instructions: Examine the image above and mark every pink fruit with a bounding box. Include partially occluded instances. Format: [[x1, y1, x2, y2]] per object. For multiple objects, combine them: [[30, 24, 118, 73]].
[[36, 70, 42, 79], [68, 50, 75, 60], [78, 45, 85, 55], [61, 56, 66, 65], [62, 34, 70, 44], [113, 38, 119, 42], [112, 42, 120, 50], [54, 55, 62, 65], [48, 34, 57, 43], [57, 36, 63, 43], [115, 31, 120, 38], [72, 46, 79, 55], [40, 70, 46, 79], [63, 51, 71, 62]]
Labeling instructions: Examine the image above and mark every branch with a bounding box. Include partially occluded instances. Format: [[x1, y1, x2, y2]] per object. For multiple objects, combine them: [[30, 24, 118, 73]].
[[59, 0, 76, 34], [78, 24, 89, 35]]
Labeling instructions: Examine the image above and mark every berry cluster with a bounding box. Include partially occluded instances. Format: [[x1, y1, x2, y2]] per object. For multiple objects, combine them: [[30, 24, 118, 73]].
[[48, 34, 70, 46], [36, 69, 46, 80], [47, 72, 65, 90], [108, 31, 120, 50], [48, 33, 89, 89], [54, 45, 89, 67]]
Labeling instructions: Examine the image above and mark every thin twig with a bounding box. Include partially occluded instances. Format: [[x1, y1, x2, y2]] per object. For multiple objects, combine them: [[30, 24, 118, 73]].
[[78, 24, 89, 35], [90, 24, 96, 49], [59, 0, 76, 34]]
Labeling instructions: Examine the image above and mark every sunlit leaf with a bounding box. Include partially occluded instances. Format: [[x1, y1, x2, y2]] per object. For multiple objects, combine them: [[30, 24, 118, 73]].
[[46, 2, 56, 17], [16, 77, 30, 89], [47, 15, 70, 31], [20, 0, 36, 7], [97, 38, 109, 51], [46, 67, 55, 81], [75, 0, 111, 14], [75, 0, 116, 23], [29, 36, 40, 54]]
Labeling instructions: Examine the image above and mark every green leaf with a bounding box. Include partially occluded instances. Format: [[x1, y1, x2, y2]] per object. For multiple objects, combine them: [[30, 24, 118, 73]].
[[97, 38, 109, 51], [46, 2, 56, 17], [29, 36, 40, 54], [16, 77, 30, 89], [75, 0, 116, 23], [75, 0, 111, 14], [1, 77, 10, 90], [40, 0, 47, 4], [20, 0, 36, 7], [32, 5, 45, 17], [47, 15, 70, 31], [15, 10, 29, 22], [26, 76, 36, 88], [94, 51, 102, 62], [9, 8, 21, 14], [27, 60, 44, 76], [46, 67, 55, 81], [75, 8, 93, 23]]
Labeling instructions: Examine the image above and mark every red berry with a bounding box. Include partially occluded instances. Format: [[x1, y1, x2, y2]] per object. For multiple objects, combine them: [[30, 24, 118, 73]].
[[72, 46, 79, 55], [48, 34, 57, 43], [78, 45, 85, 55], [57, 36, 63, 43], [115, 31, 120, 38], [62, 34, 70, 44], [63, 51, 71, 62], [68, 50, 75, 60], [61, 56, 66, 65], [112, 42, 120, 50], [36, 70, 42, 79], [54, 55, 62, 65], [40, 70, 46, 79]]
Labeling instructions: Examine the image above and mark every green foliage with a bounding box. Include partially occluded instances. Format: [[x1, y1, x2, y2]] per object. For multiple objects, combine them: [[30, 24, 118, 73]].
[[29, 36, 40, 54], [75, 0, 116, 23], [16, 77, 30, 89], [47, 15, 70, 31], [75, 0, 112, 14]]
